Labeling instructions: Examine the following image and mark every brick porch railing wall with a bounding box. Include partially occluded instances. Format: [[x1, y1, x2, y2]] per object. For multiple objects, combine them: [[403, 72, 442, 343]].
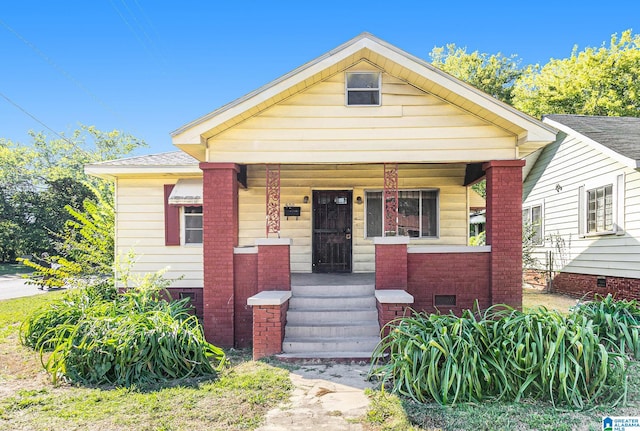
[[484, 160, 525, 309], [407, 249, 491, 315], [257, 239, 292, 291], [552, 272, 640, 301], [200, 162, 239, 347]]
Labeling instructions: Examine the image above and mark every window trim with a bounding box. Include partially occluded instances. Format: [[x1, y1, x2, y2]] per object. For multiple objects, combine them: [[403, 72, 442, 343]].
[[522, 201, 544, 245], [580, 174, 625, 237], [364, 189, 440, 239], [182, 205, 203, 246], [345, 71, 381, 106]]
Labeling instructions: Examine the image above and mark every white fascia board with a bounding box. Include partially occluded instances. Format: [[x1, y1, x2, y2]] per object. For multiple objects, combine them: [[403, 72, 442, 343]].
[[84, 165, 202, 179], [171, 39, 371, 144], [544, 118, 639, 169], [371, 41, 557, 144]]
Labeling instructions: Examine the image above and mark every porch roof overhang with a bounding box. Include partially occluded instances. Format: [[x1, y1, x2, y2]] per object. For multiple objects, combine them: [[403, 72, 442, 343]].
[[171, 33, 557, 163], [84, 151, 201, 180]]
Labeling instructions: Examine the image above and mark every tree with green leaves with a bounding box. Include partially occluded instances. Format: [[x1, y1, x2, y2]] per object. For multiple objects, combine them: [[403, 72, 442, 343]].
[[19, 183, 115, 289], [429, 44, 524, 105], [0, 125, 144, 262], [512, 29, 640, 118]]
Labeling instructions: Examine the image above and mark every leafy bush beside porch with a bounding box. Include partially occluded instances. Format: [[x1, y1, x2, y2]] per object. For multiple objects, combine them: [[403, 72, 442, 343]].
[[370, 296, 639, 410]]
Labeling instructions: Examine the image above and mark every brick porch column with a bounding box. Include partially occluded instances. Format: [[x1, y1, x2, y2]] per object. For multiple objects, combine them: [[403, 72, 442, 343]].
[[374, 236, 410, 289], [200, 162, 239, 347], [483, 160, 525, 308]]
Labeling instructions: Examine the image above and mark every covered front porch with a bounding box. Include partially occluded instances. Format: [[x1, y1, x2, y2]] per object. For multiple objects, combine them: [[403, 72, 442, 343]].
[[195, 159, 523, 360]]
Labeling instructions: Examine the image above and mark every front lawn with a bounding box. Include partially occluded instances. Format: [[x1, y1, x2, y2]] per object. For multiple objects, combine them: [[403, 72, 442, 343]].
[[0, 293, 292, 431]]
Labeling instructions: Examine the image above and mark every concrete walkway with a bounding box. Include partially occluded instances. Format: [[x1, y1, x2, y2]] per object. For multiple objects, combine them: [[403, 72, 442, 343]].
[[257, 362, 374, 431]]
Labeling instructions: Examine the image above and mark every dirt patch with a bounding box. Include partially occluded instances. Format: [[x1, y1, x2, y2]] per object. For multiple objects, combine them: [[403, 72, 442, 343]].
[[522, 288, 580, 314]]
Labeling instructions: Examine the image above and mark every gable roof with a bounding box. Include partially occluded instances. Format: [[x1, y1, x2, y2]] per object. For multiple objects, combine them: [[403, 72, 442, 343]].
[[544, 115, 640, 169], [84, 151, 200, 179], [172, 32, 556, 161]]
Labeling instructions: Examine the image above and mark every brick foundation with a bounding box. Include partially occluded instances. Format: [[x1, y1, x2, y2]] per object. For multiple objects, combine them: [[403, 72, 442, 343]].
[[166, 288, 204, 317], [484, 160, 525, 309], [552, 272, 640, 301], [407, 252, 491, 315]]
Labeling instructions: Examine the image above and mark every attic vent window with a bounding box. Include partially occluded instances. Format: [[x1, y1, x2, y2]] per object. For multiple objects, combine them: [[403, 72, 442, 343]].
[[346, 72, 380, 106]]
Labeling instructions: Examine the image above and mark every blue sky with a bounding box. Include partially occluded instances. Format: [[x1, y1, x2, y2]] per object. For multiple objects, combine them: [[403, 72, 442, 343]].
[[1, 1, 638, 155]]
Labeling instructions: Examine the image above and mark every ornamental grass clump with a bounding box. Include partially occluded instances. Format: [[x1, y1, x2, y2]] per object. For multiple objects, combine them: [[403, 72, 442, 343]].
[[572, 294, 640, 360], [370, 304, 628, 409], [21, 270, 225, 386]]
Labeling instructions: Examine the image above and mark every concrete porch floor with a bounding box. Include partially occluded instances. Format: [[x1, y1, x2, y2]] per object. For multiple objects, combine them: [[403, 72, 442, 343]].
[[290, 273, 375, 286]]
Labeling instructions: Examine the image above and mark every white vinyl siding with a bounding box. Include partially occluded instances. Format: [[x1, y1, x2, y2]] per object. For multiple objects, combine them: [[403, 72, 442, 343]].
[[115, 178, 204, 287], [523, 132, 640, 279]]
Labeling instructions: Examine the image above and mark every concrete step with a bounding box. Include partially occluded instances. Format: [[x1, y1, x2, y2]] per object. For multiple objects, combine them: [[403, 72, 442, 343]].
[[276, 351, 375, 361], [286, 308, 379, 325], [282, 336, 381, 354], [291, 284, 375, 297], [289, 295, 376, 310], [285, 322, 380, 338]]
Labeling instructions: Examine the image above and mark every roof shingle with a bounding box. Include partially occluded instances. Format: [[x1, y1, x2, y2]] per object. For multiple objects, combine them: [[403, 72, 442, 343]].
[[545, 114, 640, 162]]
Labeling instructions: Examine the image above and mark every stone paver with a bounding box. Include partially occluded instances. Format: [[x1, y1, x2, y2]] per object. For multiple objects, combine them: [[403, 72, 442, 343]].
[[256, 362, 374, 431]]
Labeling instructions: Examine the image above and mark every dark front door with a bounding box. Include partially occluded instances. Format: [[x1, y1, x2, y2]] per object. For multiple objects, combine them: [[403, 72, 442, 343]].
[[312, 190, 352, 273]]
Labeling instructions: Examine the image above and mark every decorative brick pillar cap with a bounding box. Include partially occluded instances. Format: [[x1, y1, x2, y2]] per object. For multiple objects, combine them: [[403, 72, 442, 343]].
[[375, 290, 414, 304], [373, 236, 411, 245], [482, 160, 525, 170], [247, 290, 292, 306]]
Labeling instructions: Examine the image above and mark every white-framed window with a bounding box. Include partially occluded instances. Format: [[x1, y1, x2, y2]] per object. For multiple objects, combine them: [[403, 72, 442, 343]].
[[346, 72, 380, 106], [365, 190, 438, 238], [587, 185, 613, 233], [579, 174, 625, 236], [183, 206, 203, 244], [522, 203, 543, 245]]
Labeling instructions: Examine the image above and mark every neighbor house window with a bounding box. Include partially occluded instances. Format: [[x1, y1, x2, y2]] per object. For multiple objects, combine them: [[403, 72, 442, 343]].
[[184, 206, 203, 244], [587, 185, 613, 233], [346, 72, 380, 106], [522, 204, 543, 245], [366, 190, 438, 238]]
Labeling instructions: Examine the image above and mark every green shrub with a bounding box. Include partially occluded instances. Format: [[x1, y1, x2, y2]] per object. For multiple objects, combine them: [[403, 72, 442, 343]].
[[572, 294, 640, 360], [370, 305, 628, 409], [21, 270, 225, 387]]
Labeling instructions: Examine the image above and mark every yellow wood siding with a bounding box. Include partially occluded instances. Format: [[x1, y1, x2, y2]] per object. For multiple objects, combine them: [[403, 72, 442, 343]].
[[206, 63, 517, 164], [239, 163, 468, 273], [116, 178, 203, 287]]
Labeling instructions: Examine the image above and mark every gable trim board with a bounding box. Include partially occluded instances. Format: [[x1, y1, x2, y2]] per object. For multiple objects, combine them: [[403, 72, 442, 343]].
[[172, 33, 556, 162]]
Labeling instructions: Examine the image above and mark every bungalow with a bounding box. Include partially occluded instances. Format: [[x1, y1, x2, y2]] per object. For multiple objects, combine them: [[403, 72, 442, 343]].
[[523, 114, 640, 300], [86, 33, 557, 359]]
